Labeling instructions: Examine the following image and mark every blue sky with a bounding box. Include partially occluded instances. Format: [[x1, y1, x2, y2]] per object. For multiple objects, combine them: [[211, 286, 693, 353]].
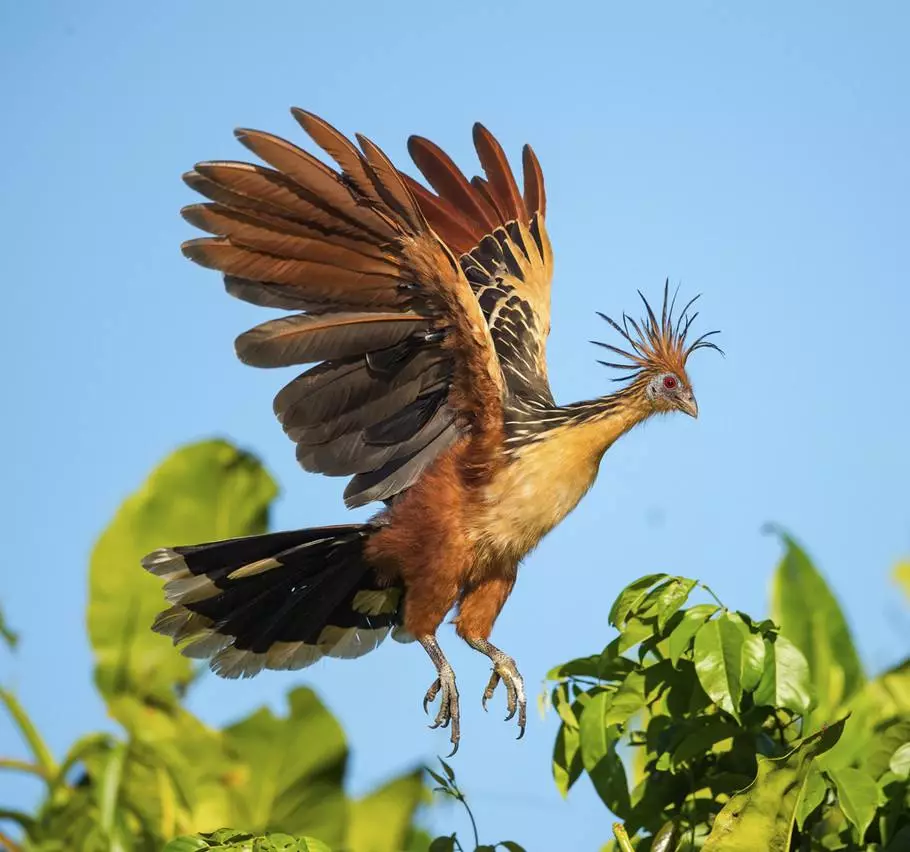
[[1, 1, 908, 847]]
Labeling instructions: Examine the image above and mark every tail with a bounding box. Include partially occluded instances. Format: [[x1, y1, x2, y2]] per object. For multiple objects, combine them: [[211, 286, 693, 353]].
[[142, 524, 403, 679]]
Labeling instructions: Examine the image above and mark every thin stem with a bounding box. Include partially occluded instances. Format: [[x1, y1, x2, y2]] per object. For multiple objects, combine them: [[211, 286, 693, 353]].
[[699, 582, 726, 610], [457, 793, 480, 850], [0, 689, 56, 780], [0, 758, 47, 779], [612, 823, 635, 852]]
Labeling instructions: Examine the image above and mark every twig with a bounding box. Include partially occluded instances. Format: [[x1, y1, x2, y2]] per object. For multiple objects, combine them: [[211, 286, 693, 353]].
[[612, 823, 635, 852], [0, 758, 46, 779], [699, 582, 726, 610]]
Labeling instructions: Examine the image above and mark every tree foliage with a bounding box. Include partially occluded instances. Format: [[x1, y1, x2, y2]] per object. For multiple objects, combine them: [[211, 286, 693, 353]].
[[545, 537, 910, 850]]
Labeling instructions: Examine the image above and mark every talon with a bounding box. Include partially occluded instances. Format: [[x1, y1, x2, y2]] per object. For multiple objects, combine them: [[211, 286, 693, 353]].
[[468, 641, 526, 740], [482, 670, 501, 712], [423, 678, 441, 715], [418, 636, 461, 753]]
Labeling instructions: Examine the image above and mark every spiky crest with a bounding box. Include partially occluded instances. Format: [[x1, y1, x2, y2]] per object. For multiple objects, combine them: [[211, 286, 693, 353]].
[[592, 280, 722, 383]]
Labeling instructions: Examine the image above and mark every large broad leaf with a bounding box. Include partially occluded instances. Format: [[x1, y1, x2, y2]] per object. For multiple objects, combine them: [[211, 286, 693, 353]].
[[828, 767, 881, 844], [552, 721, 583, 798], [821, 658, 910, 771], [693, 613, 745, 720], [703, 717, 847, 851], [107, 695, 234, 833], [667, 604, 719, 666], [753, 635, 813, 716], [88, 440, 278, 705], [578, 691, 631, 817], [769, 531, 865, 724], [221, 687, 348, 847], [346, 768, 425, 852]]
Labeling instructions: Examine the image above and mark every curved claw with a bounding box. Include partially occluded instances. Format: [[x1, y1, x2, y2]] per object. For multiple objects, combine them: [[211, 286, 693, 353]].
[[421, 669, 460, 751], [481, 655, 526, 738]]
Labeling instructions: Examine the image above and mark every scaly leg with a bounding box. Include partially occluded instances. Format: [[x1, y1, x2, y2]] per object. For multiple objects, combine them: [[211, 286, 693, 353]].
[[418, 634, 460, 755], [465, 637, 527, 739], [453, 572, 525, 738]]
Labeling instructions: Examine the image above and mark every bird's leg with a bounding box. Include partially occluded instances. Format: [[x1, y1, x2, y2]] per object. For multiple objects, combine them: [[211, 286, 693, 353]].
[[453, 572, 524, 738], [418, 634, 460, 755], [465, 637, 527, 739]]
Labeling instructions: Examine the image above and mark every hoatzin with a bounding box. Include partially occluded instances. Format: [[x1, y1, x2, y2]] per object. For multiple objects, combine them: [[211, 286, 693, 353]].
[[143, 109, 720, 753]]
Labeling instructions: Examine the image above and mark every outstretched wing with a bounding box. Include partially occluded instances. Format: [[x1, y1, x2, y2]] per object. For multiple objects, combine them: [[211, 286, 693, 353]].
[[181, 110, 504, 508], [403, 125, 555, 405]]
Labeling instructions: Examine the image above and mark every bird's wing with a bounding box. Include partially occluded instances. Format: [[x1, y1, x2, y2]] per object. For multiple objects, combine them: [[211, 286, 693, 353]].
[[402, 125, 555, 405], [181, 110, 504, 508]]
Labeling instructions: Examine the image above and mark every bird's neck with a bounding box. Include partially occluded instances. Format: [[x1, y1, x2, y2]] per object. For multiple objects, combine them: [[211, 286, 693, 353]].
[[557, 383, 654, 458], [505, 381, 654, 460]]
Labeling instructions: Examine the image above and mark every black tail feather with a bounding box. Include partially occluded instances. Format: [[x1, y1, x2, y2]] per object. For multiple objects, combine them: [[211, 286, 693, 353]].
[[143, 524, 402, 678]]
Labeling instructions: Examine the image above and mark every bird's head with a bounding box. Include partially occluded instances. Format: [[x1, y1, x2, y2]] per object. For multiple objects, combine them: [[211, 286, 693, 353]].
[[593, 281, 722, 420]]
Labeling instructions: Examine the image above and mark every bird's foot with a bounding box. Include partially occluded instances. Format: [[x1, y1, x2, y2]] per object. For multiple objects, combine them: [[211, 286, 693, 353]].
[[473, 643, 526, 739], [419, 636, 461, 755]]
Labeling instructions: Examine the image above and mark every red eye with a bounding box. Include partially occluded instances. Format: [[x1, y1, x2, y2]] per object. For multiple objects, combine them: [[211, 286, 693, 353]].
[[663, 375, 678, 390]]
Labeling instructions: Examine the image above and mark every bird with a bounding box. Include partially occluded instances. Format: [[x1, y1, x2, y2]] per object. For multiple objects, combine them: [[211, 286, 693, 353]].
[[142, 108, 721, 754]]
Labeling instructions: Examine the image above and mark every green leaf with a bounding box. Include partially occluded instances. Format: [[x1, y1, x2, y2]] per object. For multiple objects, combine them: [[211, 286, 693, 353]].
[[890, 743, 910, 779], [617, 618, 654, 654], [753, 635, 813, 716], [795, 767, 827, 830], [828, 767, 880, 843], [589, 745, 631, 819], [578, 691, 631, 816], [693, 613, 745, 720], [670, 718, 742, 770], [88, 439, 278, 705], [552, 721, 583, 798], [862, 719, 910, 779], [608, 574, 668, 628], [655, 579, 698, 633], [221, 687, 348, 846], [703, 717, 847, 851], [347, 768, 424, 852], [667, 604, 718, 666], [604, 672, 646, 729], [651, 822, 680, 852], [428, 836, 456, 852], [886, 825, 910, 851], [497, 843, 527, 851], [822, 658, 910, 771], [579, 691, 616, 772], [546, 655, 604, 682], [162, 837, 210, 852], [769, 531, 865, 724], [730, 614, 766, 693]]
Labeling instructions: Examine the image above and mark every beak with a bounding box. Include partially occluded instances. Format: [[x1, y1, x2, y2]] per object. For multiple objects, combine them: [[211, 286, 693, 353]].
[[678, 393, 699, 419]]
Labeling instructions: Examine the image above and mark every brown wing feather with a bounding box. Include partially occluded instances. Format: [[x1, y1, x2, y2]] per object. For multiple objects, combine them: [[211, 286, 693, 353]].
[[236, 312, 428, 368], [404, 125, 555, 404], [290, 109, 384, 207], [181, 112, 505, 506], [400, 174, 481, 255], [521, 144, 546, 217], [472, 123, 526, 223], [406, 136, 499, 233]]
